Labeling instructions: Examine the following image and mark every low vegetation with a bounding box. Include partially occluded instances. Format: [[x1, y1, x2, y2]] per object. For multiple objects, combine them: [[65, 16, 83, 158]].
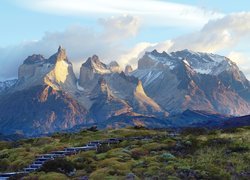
[[1, 126, 250, 179]]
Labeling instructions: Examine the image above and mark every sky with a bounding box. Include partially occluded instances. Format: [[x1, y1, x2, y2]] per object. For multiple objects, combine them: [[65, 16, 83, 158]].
[[1, 0, 250, 80]]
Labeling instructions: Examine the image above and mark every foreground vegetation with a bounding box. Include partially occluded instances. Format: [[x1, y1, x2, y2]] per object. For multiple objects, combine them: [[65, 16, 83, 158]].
[[0, 126, 250, 179]]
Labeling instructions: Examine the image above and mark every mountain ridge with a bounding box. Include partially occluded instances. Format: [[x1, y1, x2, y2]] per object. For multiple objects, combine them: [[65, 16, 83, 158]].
[[132, 49, 250, 116], [0, 47, 249, 136]]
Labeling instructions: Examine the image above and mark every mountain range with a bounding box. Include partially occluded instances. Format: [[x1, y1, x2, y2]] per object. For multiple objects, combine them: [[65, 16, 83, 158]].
[[0, 46, 249, 136]]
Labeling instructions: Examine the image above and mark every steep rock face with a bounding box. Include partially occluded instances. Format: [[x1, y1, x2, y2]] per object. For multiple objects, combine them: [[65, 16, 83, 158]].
[[125, 65, 133, 75], [0, 47, 91, 135], [0, 49, 166, 136], [88, 78, 132, 122], [17, 55, 53, 89], [78, 55, 110, 90], [16, 46, 77, 92], [79, 55, 166, 117], [108, 61, 122, 73], [0, 85, 88, 136], [1, 47, 249, 136], [44, 46, 77, 91], [132, 49, 250, 116]]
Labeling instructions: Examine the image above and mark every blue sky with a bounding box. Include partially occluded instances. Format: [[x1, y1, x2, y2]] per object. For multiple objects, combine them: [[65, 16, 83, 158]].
[[1, 0, 249, 46], [1, 0, 250, 80]]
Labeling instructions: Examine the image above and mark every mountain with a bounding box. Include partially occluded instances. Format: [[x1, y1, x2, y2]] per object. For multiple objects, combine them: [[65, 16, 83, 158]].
[[220, 115, 250, 129], [79, 55, 166, 122], [125, 65, 133, 75], [0, 47, 89, 136], [166, 109, 230, 128], [0, 47, 166, 136], [0, 79, 17, 94], [131, 49, 250, 116], [0, 47, 249, 136]]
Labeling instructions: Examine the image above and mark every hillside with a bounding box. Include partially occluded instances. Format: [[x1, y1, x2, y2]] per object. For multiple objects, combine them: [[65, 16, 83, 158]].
[[0, 126, 249, 179]]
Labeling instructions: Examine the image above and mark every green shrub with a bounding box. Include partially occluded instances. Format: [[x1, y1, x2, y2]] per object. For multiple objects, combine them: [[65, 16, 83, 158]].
[[131, 148, 149, 160], [160, 153, 176, 161], [40, 158, 75, 175], [181, 127, 208, 135]]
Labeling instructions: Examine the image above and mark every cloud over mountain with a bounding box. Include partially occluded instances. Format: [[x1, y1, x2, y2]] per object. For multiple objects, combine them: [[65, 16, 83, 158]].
[[0, 15, 139, 80], [119, 13, 250, 79]]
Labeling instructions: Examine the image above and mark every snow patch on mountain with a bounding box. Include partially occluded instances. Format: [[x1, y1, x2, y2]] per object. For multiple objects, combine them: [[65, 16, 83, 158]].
[[141, 49, 238, 76], [76, 81, 84, 91], [0, 79, 17, 93]]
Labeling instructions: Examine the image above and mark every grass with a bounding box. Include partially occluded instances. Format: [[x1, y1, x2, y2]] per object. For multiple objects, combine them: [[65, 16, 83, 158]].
[[1, 126, 250, 179]]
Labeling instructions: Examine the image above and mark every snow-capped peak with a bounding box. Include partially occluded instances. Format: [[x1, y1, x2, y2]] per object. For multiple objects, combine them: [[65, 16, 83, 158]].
[[0, 79, 18, 93], [82, 55, 111, 74], [140, 49, 236, 75], [108, 61, 121, 73]]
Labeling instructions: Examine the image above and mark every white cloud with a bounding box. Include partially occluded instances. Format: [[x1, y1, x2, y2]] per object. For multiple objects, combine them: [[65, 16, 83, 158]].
[[15, 0, 223, 28], [228, 51, 250, 79], [169, 12, 250, 52], [117, 40, 173, 68], [1, 12, 250, 81], [0, 15, 140, 80], [117, 13, 250, 80], [99, 15, 140, 42]]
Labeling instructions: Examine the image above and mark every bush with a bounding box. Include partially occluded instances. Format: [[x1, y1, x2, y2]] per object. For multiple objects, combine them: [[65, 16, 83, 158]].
[[227, 144, 249, 153], [0, 158, 10, 171], [97, 144, 111, 153], [206, 138, 232, 147], [160, 153, 176, 161], [23, 172, 68, 180], [87, 126, 98, 132], [131, 148, 149, 160], [40, 158, 75, 175], [181, 127, 208, 135]]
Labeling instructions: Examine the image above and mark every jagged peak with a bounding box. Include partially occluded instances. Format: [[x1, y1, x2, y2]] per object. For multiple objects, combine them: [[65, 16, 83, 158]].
[[81, 55, 116, 75], [146, 49, 171, 57], [125, 65, 133, 75], [23, 54, 45, 64], [47, 46, 68, 64], [83, 55, 107, 69], [56, 45, 67, 62], [108, 61, 121, 73], [84, 55, 103, 66], [91, 55, 100, 63], [108, 61, 120, 67], [151, 49, 158, 54]]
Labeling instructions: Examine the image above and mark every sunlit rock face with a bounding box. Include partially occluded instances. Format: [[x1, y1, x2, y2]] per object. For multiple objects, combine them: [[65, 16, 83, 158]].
[[0, 47, 87, 136], [79, 55, 167, 120], [1, 47, 249, 136], [0, 47, 166, 136], [44, 46, 77, 91]]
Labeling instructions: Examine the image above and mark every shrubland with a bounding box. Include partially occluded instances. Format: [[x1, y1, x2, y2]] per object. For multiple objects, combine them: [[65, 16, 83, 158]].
[[1, 126, 249, 179]]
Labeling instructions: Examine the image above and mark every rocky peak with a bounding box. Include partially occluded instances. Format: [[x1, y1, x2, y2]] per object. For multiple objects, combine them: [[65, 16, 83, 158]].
[[125, 65, 133, 75], [108, 61, 121, 73], [82, 55, 110, 74], [47, 46, 68, 64], [23, 54, 45, 64], [81, 56, 123, 75], [108, 61, 119, 67], [55, 46, 68, 62]]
